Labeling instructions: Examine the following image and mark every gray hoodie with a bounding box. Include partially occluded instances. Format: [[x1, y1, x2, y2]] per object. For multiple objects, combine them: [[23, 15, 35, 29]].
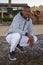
[[6, 12, 34, 36]]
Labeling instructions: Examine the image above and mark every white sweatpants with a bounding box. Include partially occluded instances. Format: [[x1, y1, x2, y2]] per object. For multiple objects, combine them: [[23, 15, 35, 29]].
[[6, 33, 37, 52]]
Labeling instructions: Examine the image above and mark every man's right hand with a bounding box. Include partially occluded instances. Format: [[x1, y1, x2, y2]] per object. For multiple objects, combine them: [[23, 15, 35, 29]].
[[27, 34, 34, 47]]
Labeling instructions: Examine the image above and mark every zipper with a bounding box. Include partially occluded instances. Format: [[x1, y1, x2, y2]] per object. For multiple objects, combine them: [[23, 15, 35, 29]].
[[23, 20, 26, 31]]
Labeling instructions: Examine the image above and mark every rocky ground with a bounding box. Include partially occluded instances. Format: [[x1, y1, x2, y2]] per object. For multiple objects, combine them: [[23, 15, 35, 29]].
[[0, 34, 43, 65]]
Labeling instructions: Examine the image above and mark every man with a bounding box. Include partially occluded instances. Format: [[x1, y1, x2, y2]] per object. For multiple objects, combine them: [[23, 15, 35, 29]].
[[6, 6, 37, 60]]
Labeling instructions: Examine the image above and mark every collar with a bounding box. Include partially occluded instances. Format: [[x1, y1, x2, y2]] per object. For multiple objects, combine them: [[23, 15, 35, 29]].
[[20, 12, 30, 21]]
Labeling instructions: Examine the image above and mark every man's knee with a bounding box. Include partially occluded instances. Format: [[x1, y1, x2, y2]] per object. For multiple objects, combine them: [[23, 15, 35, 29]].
[[6, 33, 21, 43], [6, 34, 11, 43], [33, 36, 38, 43]]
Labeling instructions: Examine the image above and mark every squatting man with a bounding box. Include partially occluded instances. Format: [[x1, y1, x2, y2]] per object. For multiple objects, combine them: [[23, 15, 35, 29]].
[[6, 6, 38, 60]]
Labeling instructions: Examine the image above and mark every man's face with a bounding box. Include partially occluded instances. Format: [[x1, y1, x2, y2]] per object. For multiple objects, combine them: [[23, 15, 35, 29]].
[[22, 7, 31, 18]]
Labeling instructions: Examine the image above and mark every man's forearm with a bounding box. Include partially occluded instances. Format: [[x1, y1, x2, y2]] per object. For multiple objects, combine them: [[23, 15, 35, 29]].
[[25, 33, 34, 47]]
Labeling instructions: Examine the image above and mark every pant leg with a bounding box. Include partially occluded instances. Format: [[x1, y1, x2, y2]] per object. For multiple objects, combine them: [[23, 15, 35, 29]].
[[19, 36, 29, 47], [6, 33, 21, 52], [6, 34, 11, 45], [19, 35, 38, 47], [33, 35, 38, 44]]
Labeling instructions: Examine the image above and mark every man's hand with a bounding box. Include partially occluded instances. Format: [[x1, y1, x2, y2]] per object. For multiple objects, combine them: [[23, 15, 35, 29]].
[[27, 34, 34, 47]]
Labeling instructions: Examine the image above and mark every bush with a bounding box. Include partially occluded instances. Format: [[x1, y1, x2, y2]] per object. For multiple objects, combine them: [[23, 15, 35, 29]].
[[3, 17, 13, 22], [0, 13, 1, 15], [13, 10, 21, 15], [3, 13, 9, 15]]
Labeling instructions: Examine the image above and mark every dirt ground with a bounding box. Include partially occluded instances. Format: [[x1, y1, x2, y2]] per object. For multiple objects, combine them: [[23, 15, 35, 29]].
[[0, 25, 43, 65]]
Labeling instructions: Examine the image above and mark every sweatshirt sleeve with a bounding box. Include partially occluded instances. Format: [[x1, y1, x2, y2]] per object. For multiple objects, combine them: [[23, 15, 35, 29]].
[[28, 19, 34, 36], [6, 17, 26, 36]]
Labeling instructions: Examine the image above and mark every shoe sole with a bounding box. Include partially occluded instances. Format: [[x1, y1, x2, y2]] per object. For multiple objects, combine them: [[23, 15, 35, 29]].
[[8, 54, 17, 61]]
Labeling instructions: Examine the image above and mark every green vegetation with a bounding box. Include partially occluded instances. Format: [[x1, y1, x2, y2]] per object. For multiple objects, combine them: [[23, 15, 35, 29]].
[[1, 10, 22, 22], [3, 18, 13, 22], [12, 10, 21, 15]]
